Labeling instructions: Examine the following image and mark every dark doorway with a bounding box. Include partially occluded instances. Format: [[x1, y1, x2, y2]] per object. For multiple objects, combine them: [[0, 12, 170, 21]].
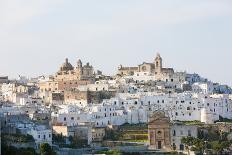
[[158, 141, 162, 149]]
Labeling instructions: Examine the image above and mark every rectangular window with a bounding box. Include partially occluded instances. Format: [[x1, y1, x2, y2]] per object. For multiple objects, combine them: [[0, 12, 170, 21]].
[[180, 130, 183, 135], [188, 130, 191, 136]]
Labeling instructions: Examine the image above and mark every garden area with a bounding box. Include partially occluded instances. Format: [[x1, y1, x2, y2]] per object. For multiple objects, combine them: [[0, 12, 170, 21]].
[[2, 133, 34, 143], [52, 133, 89, 148], [181, 126, 232, 155], [104, 123, 148, 142]]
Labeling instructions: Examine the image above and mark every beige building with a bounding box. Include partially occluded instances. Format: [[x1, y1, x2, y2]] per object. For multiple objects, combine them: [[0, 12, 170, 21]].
[[117, 66, 138, 76], [38, 79, 92, 104], [53, 125, 70, 137], [148, 112, 199, 152], [92, 127, 105, 142], [55, 58, 95, 81], [154, 54, 174, 81], [148, 111, 171, 151], [117, 53, 174, 81], [38, 58, 95, 103], [53, 123, 93, 145], [64, 89, 89, 104], [39, 79, 91, 92]]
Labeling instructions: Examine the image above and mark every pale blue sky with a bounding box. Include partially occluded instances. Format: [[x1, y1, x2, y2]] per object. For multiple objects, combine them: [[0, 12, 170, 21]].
[[0, 0, 232, 86]]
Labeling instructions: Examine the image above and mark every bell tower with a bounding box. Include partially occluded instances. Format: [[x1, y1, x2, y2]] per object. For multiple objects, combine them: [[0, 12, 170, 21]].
[[77, 59, 82, 69], [76, 59, 83, 76], [155, 53, 162, 73]]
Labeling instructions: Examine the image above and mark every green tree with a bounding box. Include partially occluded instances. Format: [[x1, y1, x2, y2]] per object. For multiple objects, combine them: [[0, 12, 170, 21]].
[[209, 141, 230, 155], [40, 143, 53, 155], [210, 141, 221, 155], [181, 137, 204, 153], [181, 137, 194, 146], [2, 144, 36, 155]]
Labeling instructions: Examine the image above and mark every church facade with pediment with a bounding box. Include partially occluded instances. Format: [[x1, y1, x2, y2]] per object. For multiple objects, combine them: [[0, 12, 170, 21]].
[[148, 111, 172, 151]]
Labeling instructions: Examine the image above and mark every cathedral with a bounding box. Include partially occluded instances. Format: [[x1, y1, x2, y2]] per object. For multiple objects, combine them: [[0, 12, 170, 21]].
[[55, 58, 95, 81], [117, 53, 174, 80]]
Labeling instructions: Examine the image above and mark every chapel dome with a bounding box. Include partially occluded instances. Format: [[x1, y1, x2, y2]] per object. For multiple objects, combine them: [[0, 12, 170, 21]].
[[60, 58, 74, 71]]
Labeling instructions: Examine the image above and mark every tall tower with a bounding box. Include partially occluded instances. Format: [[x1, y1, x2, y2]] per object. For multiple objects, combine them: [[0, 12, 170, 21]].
[[154, 53, 162, 73], [76, 59, 83, 76], [65, 58, 68, 64], [77, 59, 82, 68]]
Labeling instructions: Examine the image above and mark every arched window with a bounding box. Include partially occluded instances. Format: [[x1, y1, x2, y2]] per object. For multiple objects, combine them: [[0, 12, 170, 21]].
[[142, 66, 146, 71], [156, 61, 159, 67], [173, 130, 176, 136]]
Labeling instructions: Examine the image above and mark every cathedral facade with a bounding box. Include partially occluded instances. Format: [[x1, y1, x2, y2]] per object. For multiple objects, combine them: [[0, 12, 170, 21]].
[[55, 58, 95, 81], [117, 53, 174, 81]]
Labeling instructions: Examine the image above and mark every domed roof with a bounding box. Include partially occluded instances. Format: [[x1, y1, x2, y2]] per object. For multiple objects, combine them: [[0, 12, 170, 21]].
[[83, 62, 92, 68], [60, 58, 74, 71]]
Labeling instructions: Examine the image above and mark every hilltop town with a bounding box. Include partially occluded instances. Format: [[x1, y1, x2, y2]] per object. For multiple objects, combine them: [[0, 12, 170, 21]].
[[1, 53, 232, 155]]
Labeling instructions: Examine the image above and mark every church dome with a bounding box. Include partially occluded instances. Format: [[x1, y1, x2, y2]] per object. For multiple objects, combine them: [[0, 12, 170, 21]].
[[60, 58, 74, 71]]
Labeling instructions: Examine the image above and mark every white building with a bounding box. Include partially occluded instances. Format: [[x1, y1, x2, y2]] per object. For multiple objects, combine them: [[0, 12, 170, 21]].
[[192, 82, 214, 94], [171, 123, 198, 151], [52, 90, 232, 127], [27, 125, 52, 148]]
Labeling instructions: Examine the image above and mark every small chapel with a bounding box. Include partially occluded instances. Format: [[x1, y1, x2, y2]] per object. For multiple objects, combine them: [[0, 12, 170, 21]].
[[148, 111, 172, 151]]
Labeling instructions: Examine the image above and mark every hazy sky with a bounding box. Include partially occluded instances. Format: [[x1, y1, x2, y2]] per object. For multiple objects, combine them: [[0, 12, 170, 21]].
[[0, 0, 232, 86]]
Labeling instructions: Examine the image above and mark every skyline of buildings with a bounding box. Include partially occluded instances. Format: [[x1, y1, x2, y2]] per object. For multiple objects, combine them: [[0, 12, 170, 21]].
[[1, 1, 232, 154], [1, 1, 232, 86], [2, 52, 232, 87], [1, 52, 232, 154]]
